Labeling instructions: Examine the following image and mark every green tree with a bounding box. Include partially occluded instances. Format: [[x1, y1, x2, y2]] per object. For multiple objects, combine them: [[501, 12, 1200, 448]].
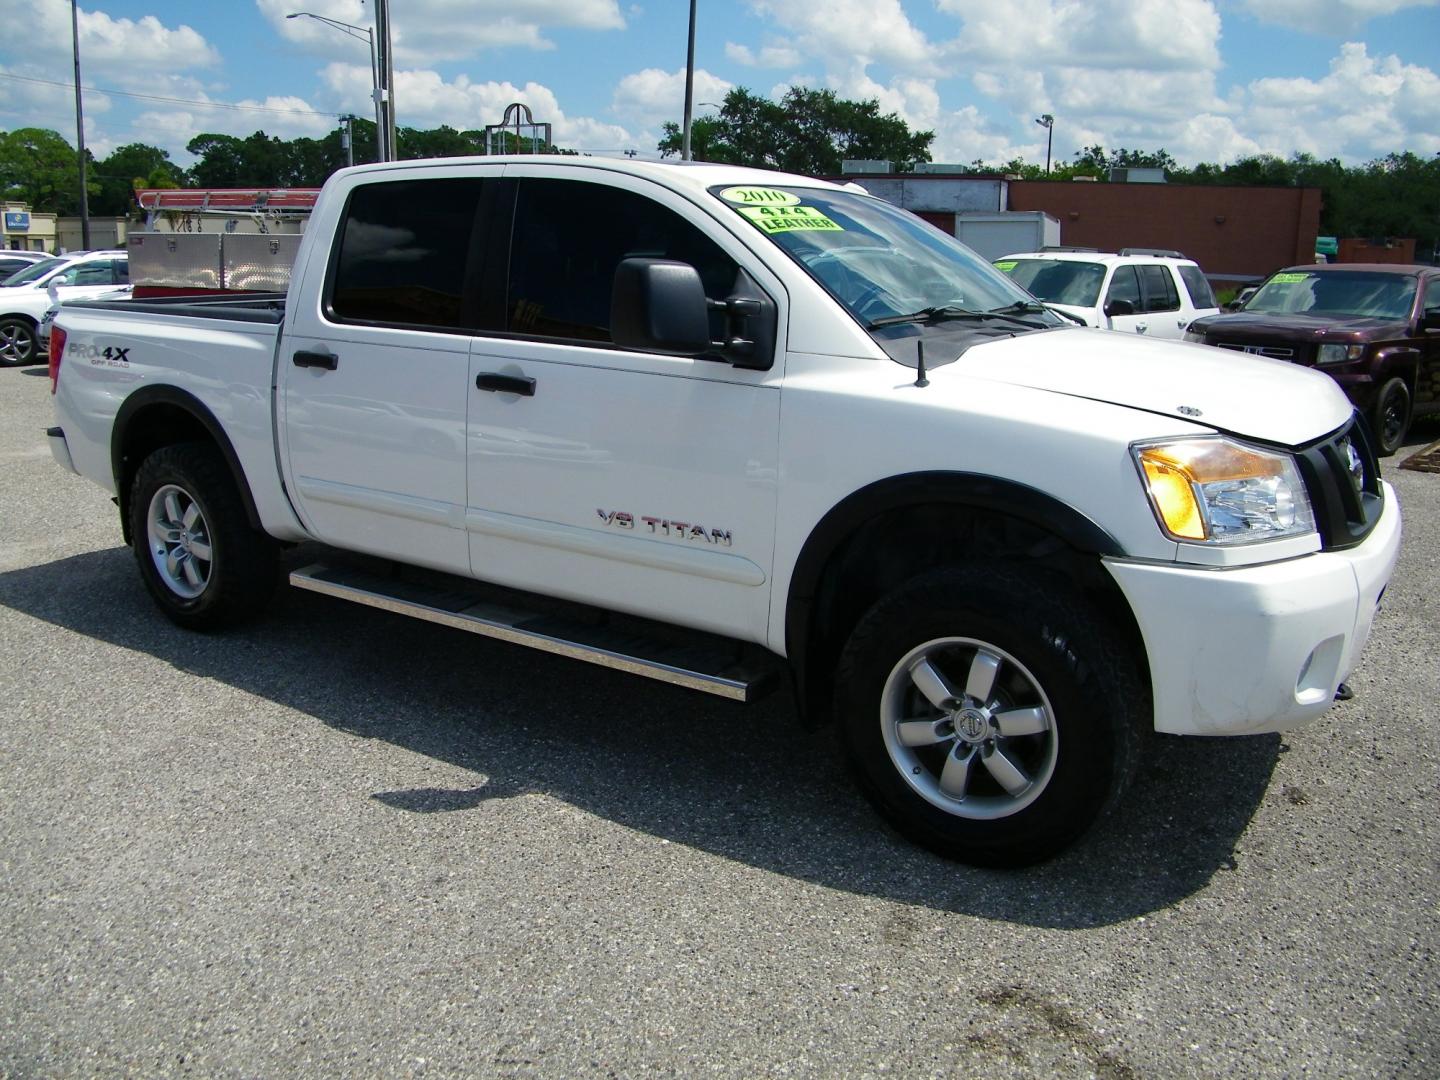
[[91, 143, 182, 216], [658, 86, 933, 174], [0, 127, 96, 213]]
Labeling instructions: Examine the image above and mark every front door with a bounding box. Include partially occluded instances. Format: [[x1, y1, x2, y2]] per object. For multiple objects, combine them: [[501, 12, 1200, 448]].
[[464, 170, 784, 643]]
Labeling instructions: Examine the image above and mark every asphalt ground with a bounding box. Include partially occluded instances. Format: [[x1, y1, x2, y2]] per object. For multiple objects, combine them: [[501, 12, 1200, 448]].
[[1, 359, 1436, 1078]]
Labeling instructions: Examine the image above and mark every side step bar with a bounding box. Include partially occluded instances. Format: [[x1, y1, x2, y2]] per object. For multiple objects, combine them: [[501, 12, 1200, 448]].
[[289, 563, 780, 702]]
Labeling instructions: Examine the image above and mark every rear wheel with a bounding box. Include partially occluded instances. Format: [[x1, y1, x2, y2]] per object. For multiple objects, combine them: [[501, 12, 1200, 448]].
[[1370, 377, 1412, 457], [0, 317, 37, 366], [835, 565, 1144, 867], [129, 442, 278, 629]]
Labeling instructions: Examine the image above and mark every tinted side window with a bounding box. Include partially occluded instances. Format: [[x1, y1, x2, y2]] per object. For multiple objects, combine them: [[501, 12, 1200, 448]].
[[508, 178, 737, 343], [330, 178, 485, 330], [1178, 265, 1215, 308], [1139, 265, 1180, 312], [1424, 278, 1440, 318], [1106, 265, 1141, 308]]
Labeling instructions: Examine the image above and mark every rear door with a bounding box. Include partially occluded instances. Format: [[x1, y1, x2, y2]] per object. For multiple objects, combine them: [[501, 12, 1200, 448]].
[[279, 166, 501, 575], [1137, 263, 1185, 338]]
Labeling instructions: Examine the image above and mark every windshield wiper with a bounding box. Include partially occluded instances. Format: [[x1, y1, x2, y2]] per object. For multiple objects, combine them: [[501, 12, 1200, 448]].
[[866, 304, 1047, 331], [990, 299, 1087, 326]]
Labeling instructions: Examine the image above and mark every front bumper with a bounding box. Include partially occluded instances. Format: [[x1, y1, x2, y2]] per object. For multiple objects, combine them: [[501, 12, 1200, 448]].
[[1105, 480, 1401, 736]]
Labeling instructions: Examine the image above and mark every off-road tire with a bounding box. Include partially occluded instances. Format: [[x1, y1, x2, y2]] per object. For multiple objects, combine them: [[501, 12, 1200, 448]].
[[835, 565, 1145, 867], [129, 442, 279, 630]]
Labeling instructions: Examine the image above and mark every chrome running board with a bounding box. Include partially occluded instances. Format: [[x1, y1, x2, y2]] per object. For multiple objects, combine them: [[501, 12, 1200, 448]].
[[289, 562, 779, 702]]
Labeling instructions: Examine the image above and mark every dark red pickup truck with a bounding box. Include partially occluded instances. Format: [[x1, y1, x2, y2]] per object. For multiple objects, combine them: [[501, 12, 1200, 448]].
[[1186, 263, 1440, 454]]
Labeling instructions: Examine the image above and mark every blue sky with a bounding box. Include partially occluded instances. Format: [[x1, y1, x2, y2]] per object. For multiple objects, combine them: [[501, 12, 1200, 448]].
[[1, 0, 1437, 168]]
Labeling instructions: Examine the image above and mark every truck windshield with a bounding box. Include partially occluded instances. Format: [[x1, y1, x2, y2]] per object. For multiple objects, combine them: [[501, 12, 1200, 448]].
[[994, 258, 1106, 307], [711, 184, 1057, 334], [3, 257, 65, 286], [1245, 270, 1417, 320]]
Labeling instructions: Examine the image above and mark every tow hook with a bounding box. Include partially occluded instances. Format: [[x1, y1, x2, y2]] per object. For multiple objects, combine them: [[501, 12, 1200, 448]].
[[1334, 682, 1354, 702]]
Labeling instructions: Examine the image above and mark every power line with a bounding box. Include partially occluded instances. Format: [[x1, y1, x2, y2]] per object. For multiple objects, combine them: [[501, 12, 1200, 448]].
[[0, 71, 340, 119]]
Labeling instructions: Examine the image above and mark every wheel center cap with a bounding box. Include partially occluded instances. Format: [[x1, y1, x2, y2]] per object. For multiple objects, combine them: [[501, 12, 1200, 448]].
[[953, 707, 990, 744]]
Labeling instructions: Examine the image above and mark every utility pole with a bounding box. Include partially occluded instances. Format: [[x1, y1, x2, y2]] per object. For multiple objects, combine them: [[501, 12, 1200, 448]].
[[681, 0, 697, 160], [374, 0, 398, 160], [341, 115, 354, 167], [71, 0, 90, 249]]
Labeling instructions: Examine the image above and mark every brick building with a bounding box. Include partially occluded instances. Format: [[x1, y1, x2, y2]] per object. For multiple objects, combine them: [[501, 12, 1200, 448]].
[[839, 171, 1322, 284]]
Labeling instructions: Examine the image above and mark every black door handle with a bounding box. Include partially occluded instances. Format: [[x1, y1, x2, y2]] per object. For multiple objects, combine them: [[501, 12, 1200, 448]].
[[475, 372, 536, 397], [293, 350, 339, 370]]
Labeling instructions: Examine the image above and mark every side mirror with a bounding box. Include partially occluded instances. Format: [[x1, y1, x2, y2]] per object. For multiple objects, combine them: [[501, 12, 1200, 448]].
[[1104, 298, 1135, 317], [1421, 310, 1440, 333], [612, 258, 712, 354], [1221, 299, 1242, 312], [611, 258, 776, 370]]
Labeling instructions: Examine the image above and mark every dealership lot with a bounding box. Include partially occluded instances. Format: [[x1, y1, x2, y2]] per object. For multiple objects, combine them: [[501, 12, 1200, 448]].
[[1, 362, 1436, 1077]]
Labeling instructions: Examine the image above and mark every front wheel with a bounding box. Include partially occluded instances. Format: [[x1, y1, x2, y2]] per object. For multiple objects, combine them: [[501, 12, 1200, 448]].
[[129, 442, 279, 629], [0, 317, 37, 366], [835, 566, 1144, 867], [1370, 376, 1412, 457]]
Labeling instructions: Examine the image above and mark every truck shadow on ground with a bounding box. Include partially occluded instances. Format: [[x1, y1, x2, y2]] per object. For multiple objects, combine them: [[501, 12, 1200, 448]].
[[1, 545, 1285, 929]]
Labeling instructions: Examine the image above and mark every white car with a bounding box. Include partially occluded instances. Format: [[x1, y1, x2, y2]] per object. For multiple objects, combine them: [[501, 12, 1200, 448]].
[[38, 284, 133, 351], [0, 250, 50, 284], [994, 249, 1219, 338], [0, 250, 129, 365]]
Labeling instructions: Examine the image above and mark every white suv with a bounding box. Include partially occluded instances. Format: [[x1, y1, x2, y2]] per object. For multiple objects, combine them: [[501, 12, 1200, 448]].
[[0, 250, 129, 365], [994, 248, 1219, 338]]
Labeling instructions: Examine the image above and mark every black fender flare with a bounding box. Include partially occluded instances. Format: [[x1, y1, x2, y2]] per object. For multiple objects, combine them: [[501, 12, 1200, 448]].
[[112, 385, 264, 541], [784, 471, 1124, 679], [1371, 345, 1420, 385]]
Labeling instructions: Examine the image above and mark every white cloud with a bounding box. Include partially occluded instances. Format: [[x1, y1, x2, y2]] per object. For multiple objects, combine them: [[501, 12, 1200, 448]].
[[938, 0, 1220, 72], [610, 68, 734, 127], [725, 41, 803, 68], [320, 64, 641, 153], [1239, 0, 1439, 35], [131, 96, 334, 153], [258, 0, 625, 64], [745, 0, 936, 72], [1240, 42, 1440, 158]]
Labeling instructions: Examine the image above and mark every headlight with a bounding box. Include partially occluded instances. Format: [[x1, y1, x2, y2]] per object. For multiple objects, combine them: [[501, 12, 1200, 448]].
[[1132, 438, 1315, 544], [1183, 330, 1206, 343], [1317, 343, 1363, 365]]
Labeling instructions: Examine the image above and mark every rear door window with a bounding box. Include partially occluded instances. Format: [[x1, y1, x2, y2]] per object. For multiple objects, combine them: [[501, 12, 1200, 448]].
[[1138, 265, 1180, 312], [328, 178, 486, 331]]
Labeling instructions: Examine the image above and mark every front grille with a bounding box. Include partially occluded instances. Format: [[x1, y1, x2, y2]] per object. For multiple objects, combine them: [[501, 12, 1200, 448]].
[[1294, 412, 1383, 551], [1216, 342, 1296, 361]]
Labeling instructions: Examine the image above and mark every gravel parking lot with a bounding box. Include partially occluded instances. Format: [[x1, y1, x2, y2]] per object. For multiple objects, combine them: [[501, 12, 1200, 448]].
[[2, 360, 1436, 1078]]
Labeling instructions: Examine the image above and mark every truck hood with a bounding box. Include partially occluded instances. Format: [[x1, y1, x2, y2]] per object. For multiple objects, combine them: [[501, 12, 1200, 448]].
[[952, 327, 1351, 446], [1189, 310, 1409, 344]]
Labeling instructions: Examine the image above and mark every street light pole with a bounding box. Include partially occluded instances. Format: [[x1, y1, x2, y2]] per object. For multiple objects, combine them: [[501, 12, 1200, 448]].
[[681, 0, 697, 161], [287, 11, 384, 161], [1035, 113, 1054, 175], [70, 0, 90, 249]]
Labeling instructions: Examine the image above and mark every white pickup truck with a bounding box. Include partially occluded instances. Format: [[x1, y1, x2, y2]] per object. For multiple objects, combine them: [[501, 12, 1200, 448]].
[[47, 156, 1401, 866]]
